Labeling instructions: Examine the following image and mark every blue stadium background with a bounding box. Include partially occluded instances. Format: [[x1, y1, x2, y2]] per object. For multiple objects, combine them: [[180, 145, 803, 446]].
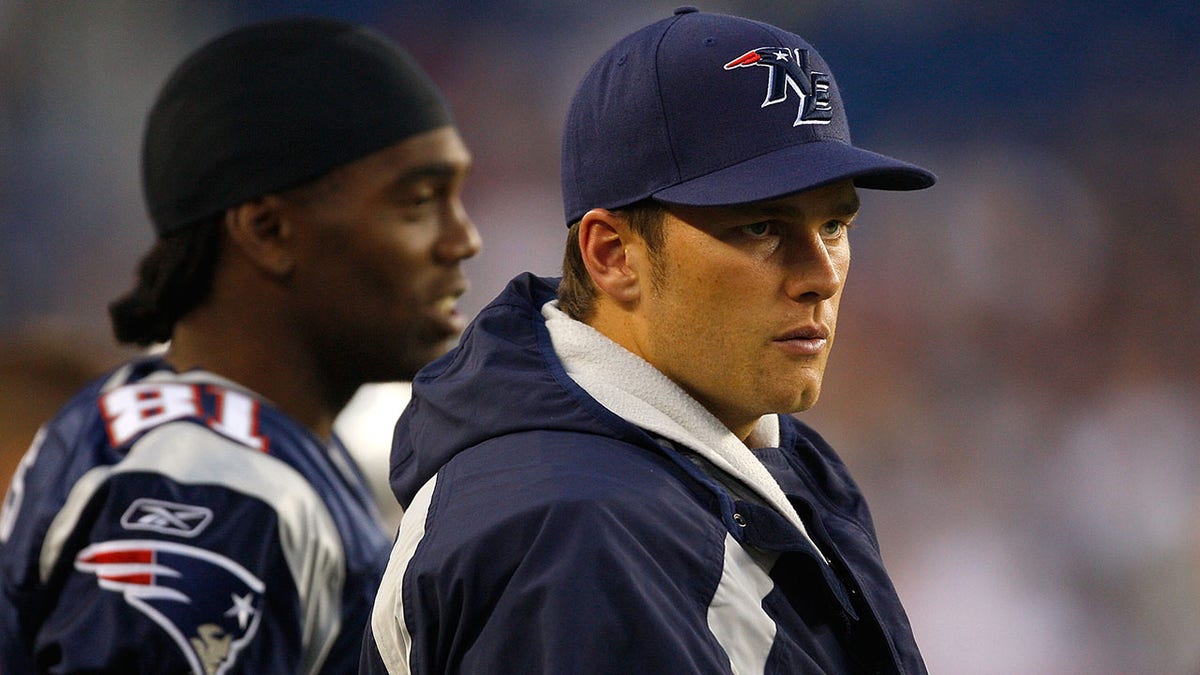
[[2, 2, 1198, 672]]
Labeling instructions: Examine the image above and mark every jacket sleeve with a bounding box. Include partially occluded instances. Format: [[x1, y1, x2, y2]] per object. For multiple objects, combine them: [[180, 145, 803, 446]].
[[372, 435, 737, 675], [1, 421, 345, 674]]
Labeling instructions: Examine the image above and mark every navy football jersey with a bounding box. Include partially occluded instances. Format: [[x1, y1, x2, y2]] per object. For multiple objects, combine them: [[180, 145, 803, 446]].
[[0, 357, 391, 674]]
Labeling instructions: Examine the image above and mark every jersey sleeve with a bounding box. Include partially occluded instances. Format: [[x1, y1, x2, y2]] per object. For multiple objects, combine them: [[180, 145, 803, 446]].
[[7, 421, 346, 674], [369, 435, 736, 674]]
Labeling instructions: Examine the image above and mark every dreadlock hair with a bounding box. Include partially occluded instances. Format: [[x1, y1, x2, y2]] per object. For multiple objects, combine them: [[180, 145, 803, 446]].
[[558, 199, 667, 322], [108, 215, 223, 347]]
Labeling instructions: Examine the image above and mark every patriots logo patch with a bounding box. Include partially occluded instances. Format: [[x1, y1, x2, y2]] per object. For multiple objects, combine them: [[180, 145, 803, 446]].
[[76, 539, 265, 675], [724, 47, 834, 126]]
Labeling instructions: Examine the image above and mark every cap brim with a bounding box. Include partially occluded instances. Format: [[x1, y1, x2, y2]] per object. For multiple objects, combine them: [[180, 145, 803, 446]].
[[652, 140, 935, 208]]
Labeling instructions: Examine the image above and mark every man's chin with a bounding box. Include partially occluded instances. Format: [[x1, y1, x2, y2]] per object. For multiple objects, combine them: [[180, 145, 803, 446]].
[[782, 386, 823, 414]]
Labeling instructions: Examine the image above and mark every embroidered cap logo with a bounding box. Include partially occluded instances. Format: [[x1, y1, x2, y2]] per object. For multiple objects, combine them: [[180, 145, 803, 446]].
[[723, 47, 834, 126]]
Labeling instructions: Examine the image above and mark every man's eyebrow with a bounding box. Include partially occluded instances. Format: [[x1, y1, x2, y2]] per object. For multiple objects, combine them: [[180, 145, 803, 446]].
[[396, 161, 470, 183], [753, 193, 860, 219], [833, 195, 861, 217]]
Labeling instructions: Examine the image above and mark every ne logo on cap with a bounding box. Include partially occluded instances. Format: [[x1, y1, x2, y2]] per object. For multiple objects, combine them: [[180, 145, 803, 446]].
[[724, 47, 833, 127]]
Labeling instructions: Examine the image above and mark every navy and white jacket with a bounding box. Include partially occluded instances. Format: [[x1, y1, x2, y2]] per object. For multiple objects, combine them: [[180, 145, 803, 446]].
[[363, 274, 926, 674], [0, 357, 391, 674]]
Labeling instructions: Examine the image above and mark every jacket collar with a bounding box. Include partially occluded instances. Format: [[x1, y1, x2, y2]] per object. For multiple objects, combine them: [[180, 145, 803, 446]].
[[541, 299, 824, 556]]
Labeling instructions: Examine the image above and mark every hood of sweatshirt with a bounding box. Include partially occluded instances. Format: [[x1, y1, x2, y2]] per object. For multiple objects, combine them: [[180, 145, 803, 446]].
[[390, 273, 652, 508]]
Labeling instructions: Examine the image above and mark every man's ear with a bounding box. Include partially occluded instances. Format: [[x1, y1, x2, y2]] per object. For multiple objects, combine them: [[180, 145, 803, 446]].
[[578, 208, 646, 305], [223, 196, 295, 278]]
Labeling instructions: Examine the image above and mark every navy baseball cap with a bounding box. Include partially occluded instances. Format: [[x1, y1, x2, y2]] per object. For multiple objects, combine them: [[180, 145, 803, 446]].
[[561, 7, 935, 225]]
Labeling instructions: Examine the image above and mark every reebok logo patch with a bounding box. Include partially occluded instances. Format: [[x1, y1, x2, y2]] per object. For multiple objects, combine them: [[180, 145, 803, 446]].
[[121, 498, 213, 538]]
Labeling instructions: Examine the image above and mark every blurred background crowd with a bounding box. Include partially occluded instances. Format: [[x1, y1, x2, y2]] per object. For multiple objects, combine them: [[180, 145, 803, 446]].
[[2, 1, 1197, 672]]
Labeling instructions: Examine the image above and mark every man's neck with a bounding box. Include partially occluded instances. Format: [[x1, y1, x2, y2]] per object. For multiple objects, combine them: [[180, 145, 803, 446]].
[[167, 320, 343, 441]]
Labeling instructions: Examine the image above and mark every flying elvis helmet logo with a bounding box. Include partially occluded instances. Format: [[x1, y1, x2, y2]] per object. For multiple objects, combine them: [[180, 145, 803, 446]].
[[75, 540, 265, 675], [723, 47, 834, 127]]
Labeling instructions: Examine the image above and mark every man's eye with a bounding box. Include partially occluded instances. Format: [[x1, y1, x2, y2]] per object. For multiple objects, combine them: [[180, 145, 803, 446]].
[[741, 222, 772, 237], [406, 188, 437, 207], [821, 221, 848, 237]]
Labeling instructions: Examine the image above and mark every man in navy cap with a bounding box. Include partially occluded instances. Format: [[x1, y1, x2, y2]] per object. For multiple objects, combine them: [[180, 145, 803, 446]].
[[366, 8, 933, 674], [0, 17, 479, 674]]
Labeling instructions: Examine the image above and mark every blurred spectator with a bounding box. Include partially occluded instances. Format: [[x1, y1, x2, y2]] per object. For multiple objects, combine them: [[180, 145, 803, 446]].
[[335, 382, 412, 533]]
